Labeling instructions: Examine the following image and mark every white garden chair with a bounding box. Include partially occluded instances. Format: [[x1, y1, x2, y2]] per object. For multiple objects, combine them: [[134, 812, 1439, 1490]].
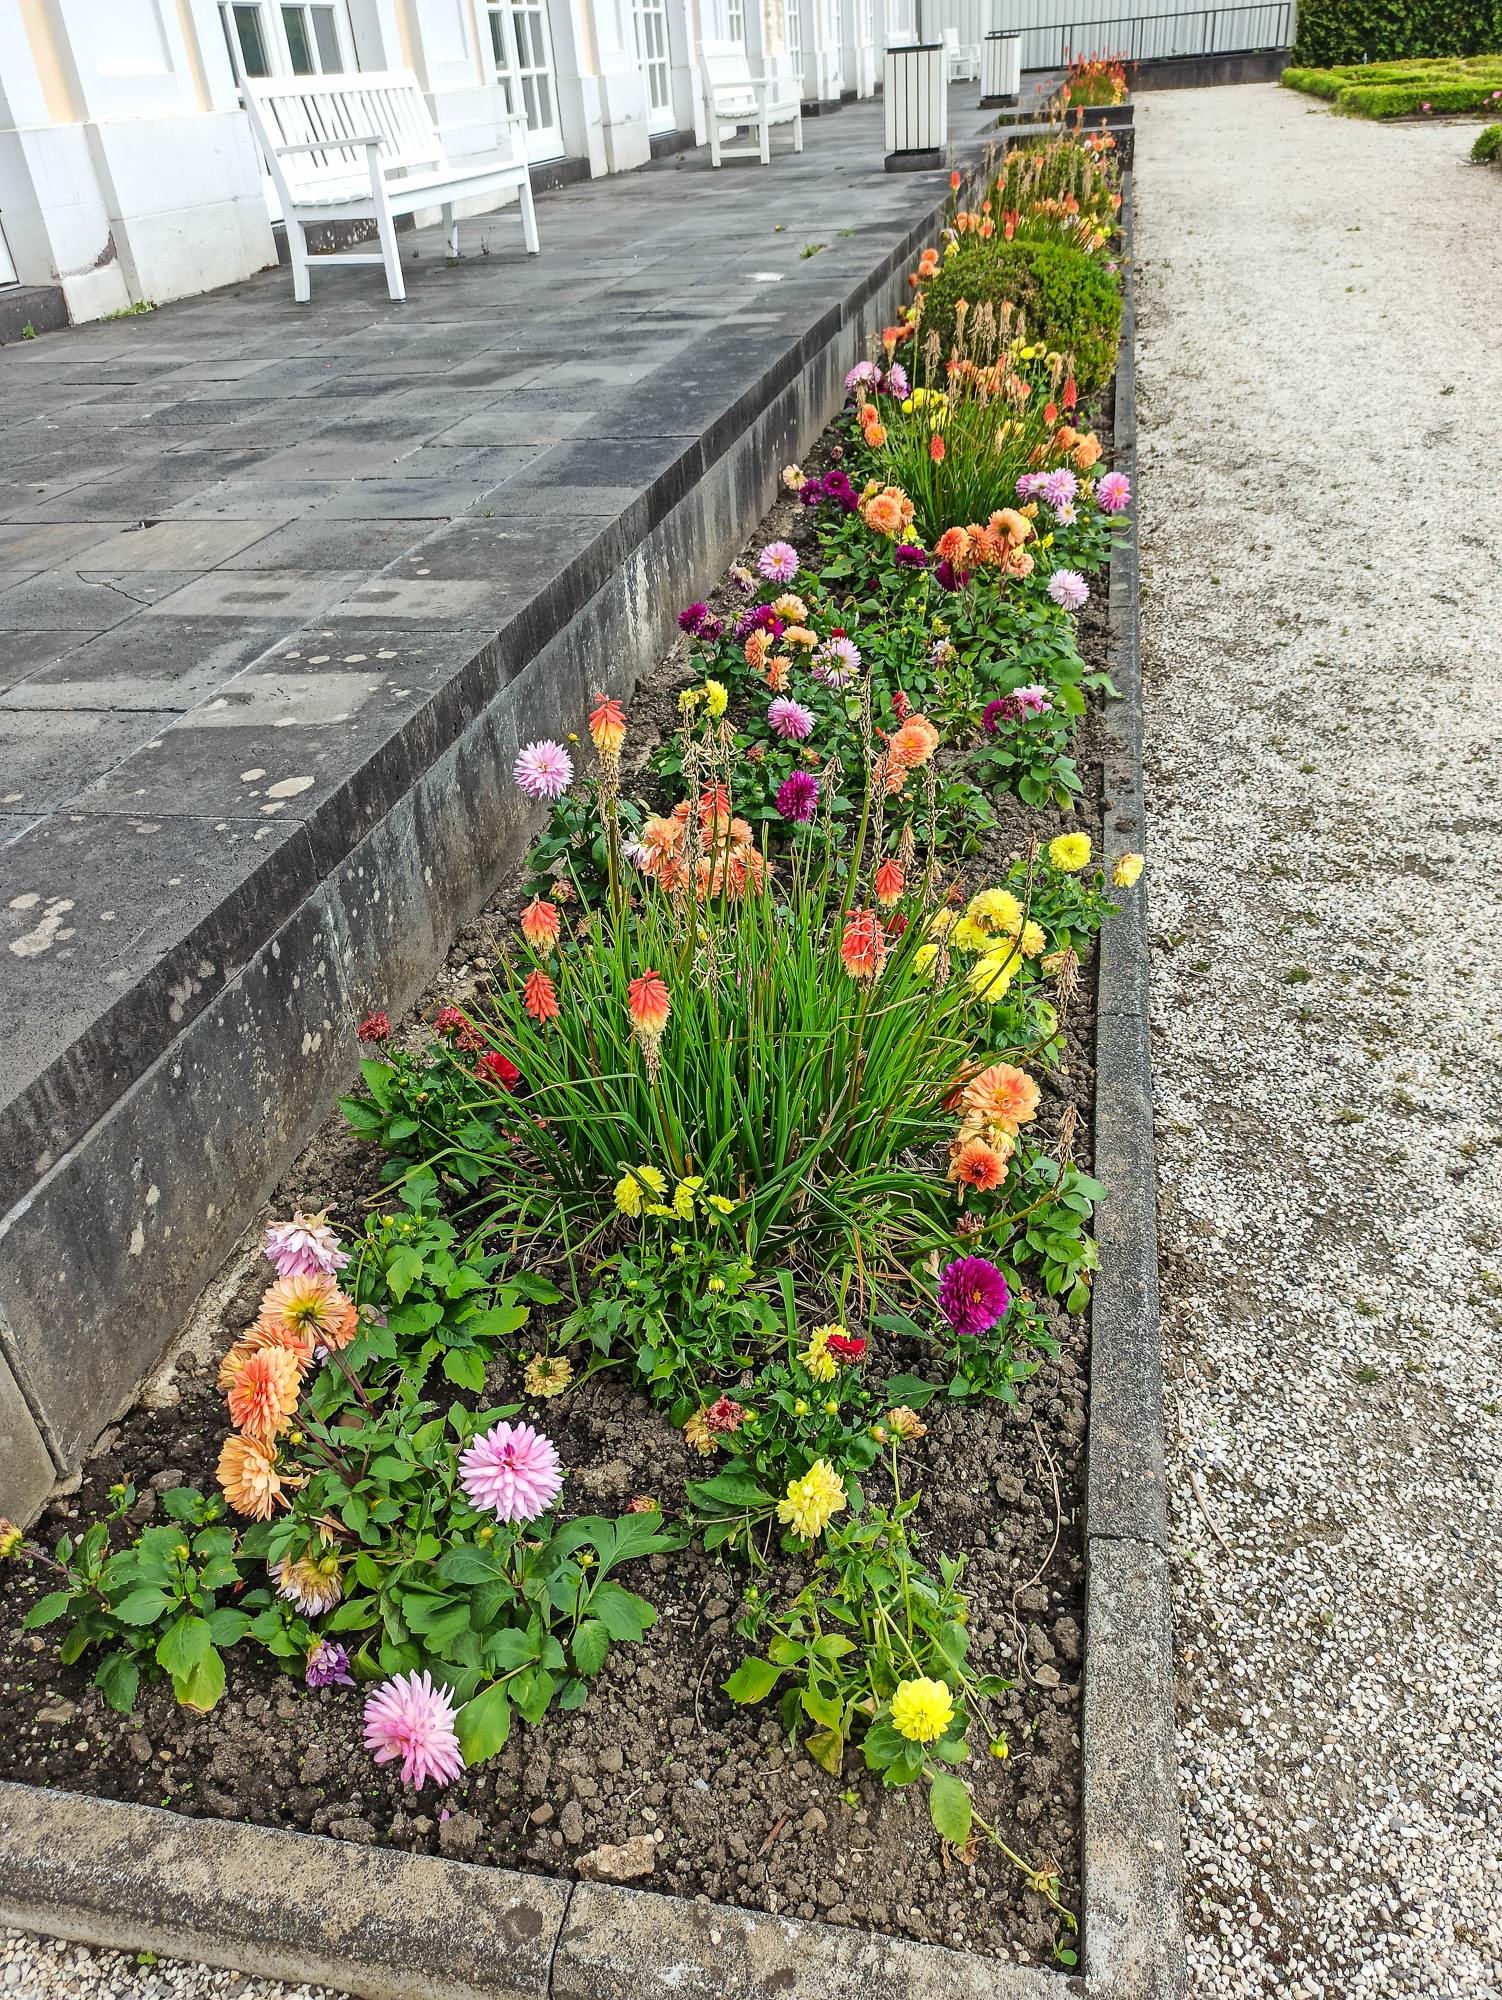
[[701, 40, 804, 166]]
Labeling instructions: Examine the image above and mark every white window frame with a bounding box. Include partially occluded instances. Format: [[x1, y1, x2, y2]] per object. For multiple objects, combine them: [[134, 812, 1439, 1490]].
[[484, 0, 566, 162], [633, 0, 675, 133]]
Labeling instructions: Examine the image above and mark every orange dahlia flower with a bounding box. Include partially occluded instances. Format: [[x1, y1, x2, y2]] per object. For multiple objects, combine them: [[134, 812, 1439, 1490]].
[[227, 1345, 301, 1441], [863, 492, 905, 538], [988, 507, 1032, 546], [935, 526, 971, 566], [963, 1062, 1041, 1134], [889, 716, 940, 770], [218, 1433, 289, 1520], [520, 896, 561, 951], [949, 1137, 1011, 1193], [258, 1273, 357, 1352]]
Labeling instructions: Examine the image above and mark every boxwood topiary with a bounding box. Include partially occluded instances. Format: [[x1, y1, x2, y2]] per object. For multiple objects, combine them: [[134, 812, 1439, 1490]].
[[915, 238, 1122, 394], [1474, 120, 1502, 161]]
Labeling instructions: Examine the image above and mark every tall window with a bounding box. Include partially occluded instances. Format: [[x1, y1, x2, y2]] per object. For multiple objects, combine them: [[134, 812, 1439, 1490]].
[[783, 0, 802, 69], [633, 0, 673, 129], [485, 0, 564, 157], [723, 0, 745, 44]]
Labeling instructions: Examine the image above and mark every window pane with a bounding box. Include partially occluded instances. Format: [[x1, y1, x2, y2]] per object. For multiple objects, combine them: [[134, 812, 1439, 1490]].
[[311, 5, 342, 69], [282, 5, 314, 72], [487, 7, 509, 70], [233, 3, 271, 75]]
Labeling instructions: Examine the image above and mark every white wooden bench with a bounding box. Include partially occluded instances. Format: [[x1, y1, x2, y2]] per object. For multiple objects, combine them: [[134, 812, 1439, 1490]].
[[943, 27, 980, 81], [243, 69, 540, 303], [701, 40, 803, 167]]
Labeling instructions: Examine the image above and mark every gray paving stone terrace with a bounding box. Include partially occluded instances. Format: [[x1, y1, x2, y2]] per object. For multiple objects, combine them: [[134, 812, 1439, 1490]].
[[0, 93, 996, 1509]]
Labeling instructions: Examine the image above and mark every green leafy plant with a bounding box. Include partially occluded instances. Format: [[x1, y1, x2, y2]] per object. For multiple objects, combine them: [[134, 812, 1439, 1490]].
[[915, 238, 1122, 394]]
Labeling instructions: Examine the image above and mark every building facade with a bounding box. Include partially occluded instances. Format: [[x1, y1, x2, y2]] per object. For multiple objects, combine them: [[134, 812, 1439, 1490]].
[[0, 0, 909, 323]]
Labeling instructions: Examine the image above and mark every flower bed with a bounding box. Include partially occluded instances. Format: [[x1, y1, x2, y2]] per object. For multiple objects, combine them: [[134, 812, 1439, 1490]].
[[0, 143, 1139, 1975]]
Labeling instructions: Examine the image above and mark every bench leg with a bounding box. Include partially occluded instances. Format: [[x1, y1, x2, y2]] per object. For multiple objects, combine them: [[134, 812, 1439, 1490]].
[[370, 178, 406, 302], [709, 112, 722, 168], [443, 202, 459, 259], [759, 109, 770, 166], [519, 175, 540, 255], [793, 107, 804, 153], [287, 217, 311, 303]]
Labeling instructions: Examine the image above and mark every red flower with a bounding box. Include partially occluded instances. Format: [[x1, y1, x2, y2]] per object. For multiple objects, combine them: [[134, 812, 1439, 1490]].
[[475, 1050, 522, 1091], [826, 1332, 866, 1362], [523, 968, 560, 1025], [704, 1394, 746, 1435], [892, 689, 912, 721], [436, 1005, 484, 1051], [874, 858, 905, 908], [627, 970, 672, 1041], [929, 434, 945, 464], [839, 908, 887, 983], [356, 1011, 390, 1043], [1062, 376, 1078, 412]]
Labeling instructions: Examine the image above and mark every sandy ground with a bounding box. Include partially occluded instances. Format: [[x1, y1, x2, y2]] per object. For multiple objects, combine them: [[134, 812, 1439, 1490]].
[[6, 76, 1502, 2000], [1135, 81, 1502, 2000]]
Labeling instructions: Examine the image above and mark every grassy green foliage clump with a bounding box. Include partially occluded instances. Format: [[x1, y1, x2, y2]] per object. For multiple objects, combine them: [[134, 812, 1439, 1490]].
[[1283, 54, 1502, 117], [916, 238, 1121, 394]]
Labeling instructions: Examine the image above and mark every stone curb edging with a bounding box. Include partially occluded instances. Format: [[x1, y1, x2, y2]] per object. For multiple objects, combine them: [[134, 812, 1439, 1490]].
[[1079, 168, 1188, 2000], [0, 154, 1182, 2000]]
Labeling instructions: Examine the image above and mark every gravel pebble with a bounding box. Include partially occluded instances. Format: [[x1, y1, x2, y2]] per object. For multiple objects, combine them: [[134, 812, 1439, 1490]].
[[0, 1930, 341, 2000], [1137, 84, 1502, 2000]]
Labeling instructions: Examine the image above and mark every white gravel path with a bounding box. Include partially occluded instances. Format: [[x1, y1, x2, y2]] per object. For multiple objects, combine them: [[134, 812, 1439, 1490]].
[[1135, 83, 1502, 2000]]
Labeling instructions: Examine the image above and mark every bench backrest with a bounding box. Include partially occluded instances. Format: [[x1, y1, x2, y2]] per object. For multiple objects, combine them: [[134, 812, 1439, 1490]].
[[701, 37, 758, 113], [245, 69, 445, 205]]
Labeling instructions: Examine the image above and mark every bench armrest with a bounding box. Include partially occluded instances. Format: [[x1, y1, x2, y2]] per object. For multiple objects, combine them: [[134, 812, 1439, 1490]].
[[274, 133, 382, 155]]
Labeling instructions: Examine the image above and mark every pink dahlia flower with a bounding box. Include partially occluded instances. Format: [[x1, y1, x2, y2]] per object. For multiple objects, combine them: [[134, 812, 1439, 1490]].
[[937, 1256, 1011, 1337], [757, 541, 800, 583], [768, 697, 815, 741], [264, 1211, 349, 1279], [1042, 467, 1078, 509], [514, 741, 574, 801], [362, 1670, 464, 1791], [459, 1419, 563, 1522], [1048, 569, 1089, 612], [1096, 471, 1132, 514]]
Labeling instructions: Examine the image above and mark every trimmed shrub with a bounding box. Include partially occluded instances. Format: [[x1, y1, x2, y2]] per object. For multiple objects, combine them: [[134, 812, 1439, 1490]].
[[1283, 54, 1502, 115], [916, 239, 1122, 394], [1474, 119, 1502, 158], [1292, 0, 1502, 67]]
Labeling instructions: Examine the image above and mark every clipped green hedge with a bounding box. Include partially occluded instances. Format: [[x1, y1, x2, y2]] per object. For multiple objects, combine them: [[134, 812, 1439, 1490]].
[[1283, 53, 1502, 114], [1292, 0, 1502, 65], [1474, 119, 1502, 157], [916, 238, 1122, 394]]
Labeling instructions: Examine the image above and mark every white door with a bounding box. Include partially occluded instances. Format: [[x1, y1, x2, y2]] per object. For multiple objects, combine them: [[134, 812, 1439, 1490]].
[[783, 0, 802, 74], [485, 0, 566, 162], [218, 2, 355, 223], [634, 0, 675, 133]]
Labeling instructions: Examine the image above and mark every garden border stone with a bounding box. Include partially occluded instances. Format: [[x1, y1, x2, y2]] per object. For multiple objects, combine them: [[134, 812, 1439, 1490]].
[[0, 162, 1187, 2000]]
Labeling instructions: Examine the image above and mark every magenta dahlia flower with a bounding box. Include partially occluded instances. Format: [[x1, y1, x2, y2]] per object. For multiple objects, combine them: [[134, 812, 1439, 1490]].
[[884, 362, 910, 398], [768, 696, 815, 741], [264, 1211, 349, 1279], [362, 1670, 464, 1791], [776, 770, 819, 822], [678, 601, 709, 634], [514, 741, 573, 801], [845, 360, 881, 392], [937, 1256, 1011, 1337], [1096, 471, 1132, 514], [459, 1418, 563, 1522], [1048, 569, 1089, 612], [757, 541, 799, 584]]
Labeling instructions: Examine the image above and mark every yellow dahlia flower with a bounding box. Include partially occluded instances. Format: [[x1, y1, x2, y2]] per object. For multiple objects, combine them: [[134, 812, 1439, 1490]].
[[776, 1459, 847, 1539], [966, 950, 1019, 1004], [911, 943, 939, 984], [702, 679, 728, 719], [890, 1676, 954, 1744], [1018, 919, 1046, 958], [966, 888, 1024, 936], [1112, 851, 1144, 888], [947, 916, 992, 956], [800, 1324, 839, 1383], [1048, 832, 1091, 873]]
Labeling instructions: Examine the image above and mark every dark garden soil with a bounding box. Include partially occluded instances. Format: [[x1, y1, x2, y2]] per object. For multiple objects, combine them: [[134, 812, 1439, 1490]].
[[0, 390, 1118, 1970]]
